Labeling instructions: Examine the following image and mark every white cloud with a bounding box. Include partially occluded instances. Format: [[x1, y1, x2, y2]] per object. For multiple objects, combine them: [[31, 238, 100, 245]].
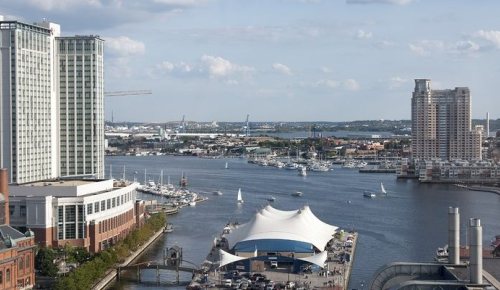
[[320, 66, 333, 73], [104, 36, 145, 80], [302, 78, 360, 91], [474, 30, 500, 48], [272, 63, 293, 75], [454, 40, 480, 53], [23, 0, 101, 11], [8, 0, 203, 30], [152, 55, 254, 82], [409, 40, 444, 56], [356, 29, 373, 40], [344, 79, 360, 91], [105, 36, 146, 57], [201, 55, 254, 79], [388, 76, 409, 89], [409, 39, 480, 56], [346, 0, 413, 5]]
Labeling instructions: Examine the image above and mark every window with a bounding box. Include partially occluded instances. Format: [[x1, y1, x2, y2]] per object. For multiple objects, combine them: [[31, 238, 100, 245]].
[[101, 200, 105, 211], [94, 202, 99, 213], [87, 204, 93, 215], [6, 269, 9, 282], [9, 205, 14, 216], [0, 270, 3, 284], [107, 199, 110, 209], [25, 255, 30, 269], [20, 206, 26, 217], [18, 257, 23, 271]]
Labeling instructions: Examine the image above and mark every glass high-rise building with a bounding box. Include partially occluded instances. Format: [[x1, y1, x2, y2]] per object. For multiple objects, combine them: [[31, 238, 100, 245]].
[[0, 19, 61, 184], [411, 79, 482, 161], [57, 36, 104, 178], [0, 17, 105, 183]]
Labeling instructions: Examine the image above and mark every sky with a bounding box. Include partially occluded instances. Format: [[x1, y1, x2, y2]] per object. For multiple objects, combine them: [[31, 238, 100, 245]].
[[1, 0, 499, 122]]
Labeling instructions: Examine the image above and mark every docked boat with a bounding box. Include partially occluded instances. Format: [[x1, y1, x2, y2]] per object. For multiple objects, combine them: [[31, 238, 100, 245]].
[[291, 191, 303, 197], [363, 191, 376, 198], [298, 166, 307, 177], [213, 190, 223, 196], [189, 200, 196, 207], [225, 162, 228, 169], [267, 196, 276, 202], [436, 245, 448, 259], [237, 188, 244, 204], [164, 223, 174, 233]]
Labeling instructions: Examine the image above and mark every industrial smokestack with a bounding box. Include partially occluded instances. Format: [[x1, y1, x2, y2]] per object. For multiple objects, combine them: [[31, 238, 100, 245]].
[[469, 218, 482, 284], [0, 169, 9, 225], [448, 207, 460, 264]]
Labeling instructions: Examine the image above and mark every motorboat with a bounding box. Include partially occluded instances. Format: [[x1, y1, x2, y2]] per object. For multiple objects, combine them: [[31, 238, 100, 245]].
[[291, 191, 303, 197], [267, 196, 276, 202], [213, 190, 223, 196], [164, 223, 174, 233], [363, 191, 376, 198]]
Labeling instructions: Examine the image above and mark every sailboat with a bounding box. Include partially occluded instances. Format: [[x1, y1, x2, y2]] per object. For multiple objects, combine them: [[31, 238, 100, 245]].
[[225, 162, 229, 169], [380, 182, 387, 195], [237, 188, 244, 204]]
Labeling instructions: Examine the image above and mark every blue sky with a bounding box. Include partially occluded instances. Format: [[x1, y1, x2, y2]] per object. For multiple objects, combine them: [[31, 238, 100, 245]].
[[2, 0, 499, 122]]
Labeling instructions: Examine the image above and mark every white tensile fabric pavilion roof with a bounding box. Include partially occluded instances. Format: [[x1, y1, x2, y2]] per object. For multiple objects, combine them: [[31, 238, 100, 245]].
[[225, 205, 338, 252], [219, 249, 247, 268]]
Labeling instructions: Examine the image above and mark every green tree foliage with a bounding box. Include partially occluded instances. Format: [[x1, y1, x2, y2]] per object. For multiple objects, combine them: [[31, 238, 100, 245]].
[[35, 247, 59, 277], [53, 213, 166, 290]]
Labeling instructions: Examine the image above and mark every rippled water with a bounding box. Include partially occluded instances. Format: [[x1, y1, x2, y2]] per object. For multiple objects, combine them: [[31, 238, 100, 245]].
[[105, 155, 500, 289]]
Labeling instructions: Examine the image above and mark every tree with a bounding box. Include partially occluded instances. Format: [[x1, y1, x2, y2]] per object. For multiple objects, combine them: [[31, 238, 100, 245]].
[[35, 247, 59, 277]]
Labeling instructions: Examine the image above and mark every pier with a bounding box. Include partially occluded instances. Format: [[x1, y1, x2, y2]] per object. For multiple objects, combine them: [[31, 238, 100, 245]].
[[188, 205, 358, 290], [189, 232, 358, 289]]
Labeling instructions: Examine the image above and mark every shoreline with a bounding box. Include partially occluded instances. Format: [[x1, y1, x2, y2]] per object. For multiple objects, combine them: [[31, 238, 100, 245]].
[[93, 226, 166, 290]]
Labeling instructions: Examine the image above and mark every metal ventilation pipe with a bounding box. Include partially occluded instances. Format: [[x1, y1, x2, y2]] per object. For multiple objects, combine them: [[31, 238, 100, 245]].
[[469, 218, 482, 284], [448, 207, 460, 264]]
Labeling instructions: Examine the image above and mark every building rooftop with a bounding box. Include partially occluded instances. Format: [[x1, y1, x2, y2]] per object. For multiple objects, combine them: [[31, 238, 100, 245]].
[[22, 179, 98, 187]]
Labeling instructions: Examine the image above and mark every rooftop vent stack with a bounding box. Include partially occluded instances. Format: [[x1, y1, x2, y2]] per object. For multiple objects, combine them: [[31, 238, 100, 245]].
[[448, 206, 460, 264], [469, 218, 482, 284]]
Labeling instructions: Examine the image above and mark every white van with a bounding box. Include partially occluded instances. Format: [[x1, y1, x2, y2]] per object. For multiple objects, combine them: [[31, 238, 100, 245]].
[[270, 261, 278, 268]]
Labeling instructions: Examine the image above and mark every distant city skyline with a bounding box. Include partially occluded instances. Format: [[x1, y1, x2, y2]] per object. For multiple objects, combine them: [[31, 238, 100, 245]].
[[2, 0, 499, 122]]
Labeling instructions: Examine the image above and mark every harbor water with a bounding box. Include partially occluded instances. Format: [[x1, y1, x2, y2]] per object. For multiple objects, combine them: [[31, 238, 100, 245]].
[[105, 155, 500, 289]]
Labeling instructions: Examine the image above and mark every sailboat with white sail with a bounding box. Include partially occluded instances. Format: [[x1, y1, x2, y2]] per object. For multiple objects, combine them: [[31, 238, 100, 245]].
[[380, 182, 387, 195], [237, 188, 244, 204], [225, 162, 228, 169]]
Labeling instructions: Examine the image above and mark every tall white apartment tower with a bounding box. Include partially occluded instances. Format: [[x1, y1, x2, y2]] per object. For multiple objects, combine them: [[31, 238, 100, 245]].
[[57, 36, 104, 178], [0, 19, 61, 183], [411, 79, 482, 161]]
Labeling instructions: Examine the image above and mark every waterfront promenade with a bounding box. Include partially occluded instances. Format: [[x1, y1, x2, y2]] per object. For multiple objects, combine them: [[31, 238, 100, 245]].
[[93, 226, 167, 290]]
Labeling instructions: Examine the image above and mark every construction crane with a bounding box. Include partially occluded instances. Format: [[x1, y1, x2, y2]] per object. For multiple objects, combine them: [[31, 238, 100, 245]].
[[105, 90, 152, 123], [104, 90, 152, 97]]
